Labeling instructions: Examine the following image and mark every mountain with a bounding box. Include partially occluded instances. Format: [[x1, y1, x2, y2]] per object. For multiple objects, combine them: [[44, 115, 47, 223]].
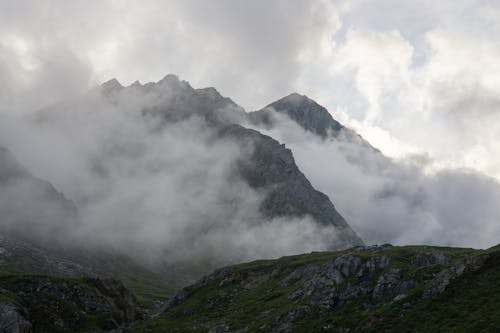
[[0, 147, 175, 307], [129, 244, 500, 332], [249, 93, 376, 152], [249, 93, 345, 138], [0, 147, 77, 243], [219, 125, 362, 247], [0, 74, 497, 332], [95, 75, 364, 251], [98, 74, 247, 126], [0, 75, 364, 317], [0, 75, 366, 331]]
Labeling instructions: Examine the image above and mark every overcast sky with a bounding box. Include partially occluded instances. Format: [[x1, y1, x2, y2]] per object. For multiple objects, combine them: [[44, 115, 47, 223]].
[[1, 0, 500, 179]]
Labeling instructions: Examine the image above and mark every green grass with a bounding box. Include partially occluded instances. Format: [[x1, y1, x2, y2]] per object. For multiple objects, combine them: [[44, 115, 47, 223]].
[[128, 245, 500, 332]]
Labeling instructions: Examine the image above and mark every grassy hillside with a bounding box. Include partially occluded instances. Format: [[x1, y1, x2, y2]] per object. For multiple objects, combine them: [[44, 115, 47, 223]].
[[0, 235, 176, 308], [128, 244, 500, 332]]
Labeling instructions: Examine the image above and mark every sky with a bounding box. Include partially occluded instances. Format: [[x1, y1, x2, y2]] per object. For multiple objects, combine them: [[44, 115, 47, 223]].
[[1, 0, 500, 179], [1, 1, 500, 255]]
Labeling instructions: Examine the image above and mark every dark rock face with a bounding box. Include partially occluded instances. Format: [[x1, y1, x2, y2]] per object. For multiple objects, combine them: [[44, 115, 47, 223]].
[[218, 125, 363, 248], [0, 302, 32, 333], [98, 76, 364, 250], [100, 74, 247, 126], [93, 278, 142, 324], [2, 75, 364, 278], [250, 93, 345, 138], [411, 251, 451, 266], [422, 254, 490, 299], [0, 275, 141, 332]]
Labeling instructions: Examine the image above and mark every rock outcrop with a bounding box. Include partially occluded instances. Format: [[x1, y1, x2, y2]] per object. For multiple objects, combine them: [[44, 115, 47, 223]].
[[250, 93, 345, 138], [137, 244, 499, 332], [0, 275, 142, 332], [219, 125, 363, 248], [0, 302, 32, 333]]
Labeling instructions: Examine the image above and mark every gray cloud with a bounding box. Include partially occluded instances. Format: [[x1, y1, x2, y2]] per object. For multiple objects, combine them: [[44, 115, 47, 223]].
[[255, 113, 500, 249], [0, 0, 343, 113], [0, 0, 499, 260], [0, 84, 346, 277]]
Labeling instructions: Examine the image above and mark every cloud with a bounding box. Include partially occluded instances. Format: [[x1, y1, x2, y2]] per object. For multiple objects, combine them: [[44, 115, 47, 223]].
[[321, 3, 500, 181], [0, 0, 345, 114], [1, 0, 500, 262], [2, 0, 500, 182], [255, 113, 500, 249], [0, 84, 347, 277]]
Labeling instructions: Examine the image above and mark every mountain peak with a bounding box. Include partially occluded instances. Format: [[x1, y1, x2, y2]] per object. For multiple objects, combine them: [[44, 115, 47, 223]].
[[100, 78, 124, 95], [101, 78, 123, 89], [158, 73, 180, 83], [157, 73, 193, 91], [130, 80, 142, 88], [251, 93, 345, 138], [278, 92, 310, 104]]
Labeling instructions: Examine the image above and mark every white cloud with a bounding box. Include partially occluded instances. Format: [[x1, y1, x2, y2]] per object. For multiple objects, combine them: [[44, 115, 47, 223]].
[[1, 0, 500, 253], [255, 113, 500, 249]]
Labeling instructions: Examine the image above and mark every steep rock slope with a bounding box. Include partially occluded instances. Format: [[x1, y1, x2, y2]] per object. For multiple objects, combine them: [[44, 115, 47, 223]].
[[249, 93, 345, 138], [98, 74, 247, 126], [130, 244, 500, 332], [1, 75, 363, 283], [249, 93, 374, 150], [219, 125, 362, 247], [95, 75, 364, 249]]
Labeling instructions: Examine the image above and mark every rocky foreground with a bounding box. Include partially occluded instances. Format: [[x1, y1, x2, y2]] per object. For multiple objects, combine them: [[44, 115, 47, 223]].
[[129, 244, 500, 333], [1, 244, 499, 332]]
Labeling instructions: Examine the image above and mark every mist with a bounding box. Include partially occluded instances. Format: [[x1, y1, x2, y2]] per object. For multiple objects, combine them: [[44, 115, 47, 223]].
[[255, 112, 500, 249], [0, 83, 346, 273]]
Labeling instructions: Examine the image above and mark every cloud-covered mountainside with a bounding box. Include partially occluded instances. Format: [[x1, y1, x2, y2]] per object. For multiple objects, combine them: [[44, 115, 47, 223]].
[[248, 93, 500, 248], [0, 75, 362, 278], [1, 73, 500, 283]]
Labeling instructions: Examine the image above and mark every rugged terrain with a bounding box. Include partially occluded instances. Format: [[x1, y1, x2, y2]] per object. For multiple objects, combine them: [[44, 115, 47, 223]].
[[95, 76, 363, 247], [1, 76, 497, 332], [129, 244, 500, 332]]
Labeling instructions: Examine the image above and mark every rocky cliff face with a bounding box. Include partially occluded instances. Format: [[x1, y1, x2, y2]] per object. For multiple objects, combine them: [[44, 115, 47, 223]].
[[134, 244, 500, 332], [96, 75, 364, 250], [249, 93, 345, 138], [0, 275, 142, 333], [249, 93, 376, 152], [98, 74, 247, 126], [219, 125, 362, 248], [0, 75, 363, 286]]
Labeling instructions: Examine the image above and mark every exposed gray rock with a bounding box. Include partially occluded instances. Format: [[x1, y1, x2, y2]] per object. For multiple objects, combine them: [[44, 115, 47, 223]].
[[93, 278, 142, 324], [219, 125, 364, 248], [99, 74, 247, 126], [372, 268, 402, 302], [357, 255, 391, 278], [208, 323, 230, 333], [395, 279, 416, 295], [249, 93, 345, 138], [412, 252, 451, 266], [0, 302, 32, 333], [103, 76, 365, 250], [422, 254, 489, 299]]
